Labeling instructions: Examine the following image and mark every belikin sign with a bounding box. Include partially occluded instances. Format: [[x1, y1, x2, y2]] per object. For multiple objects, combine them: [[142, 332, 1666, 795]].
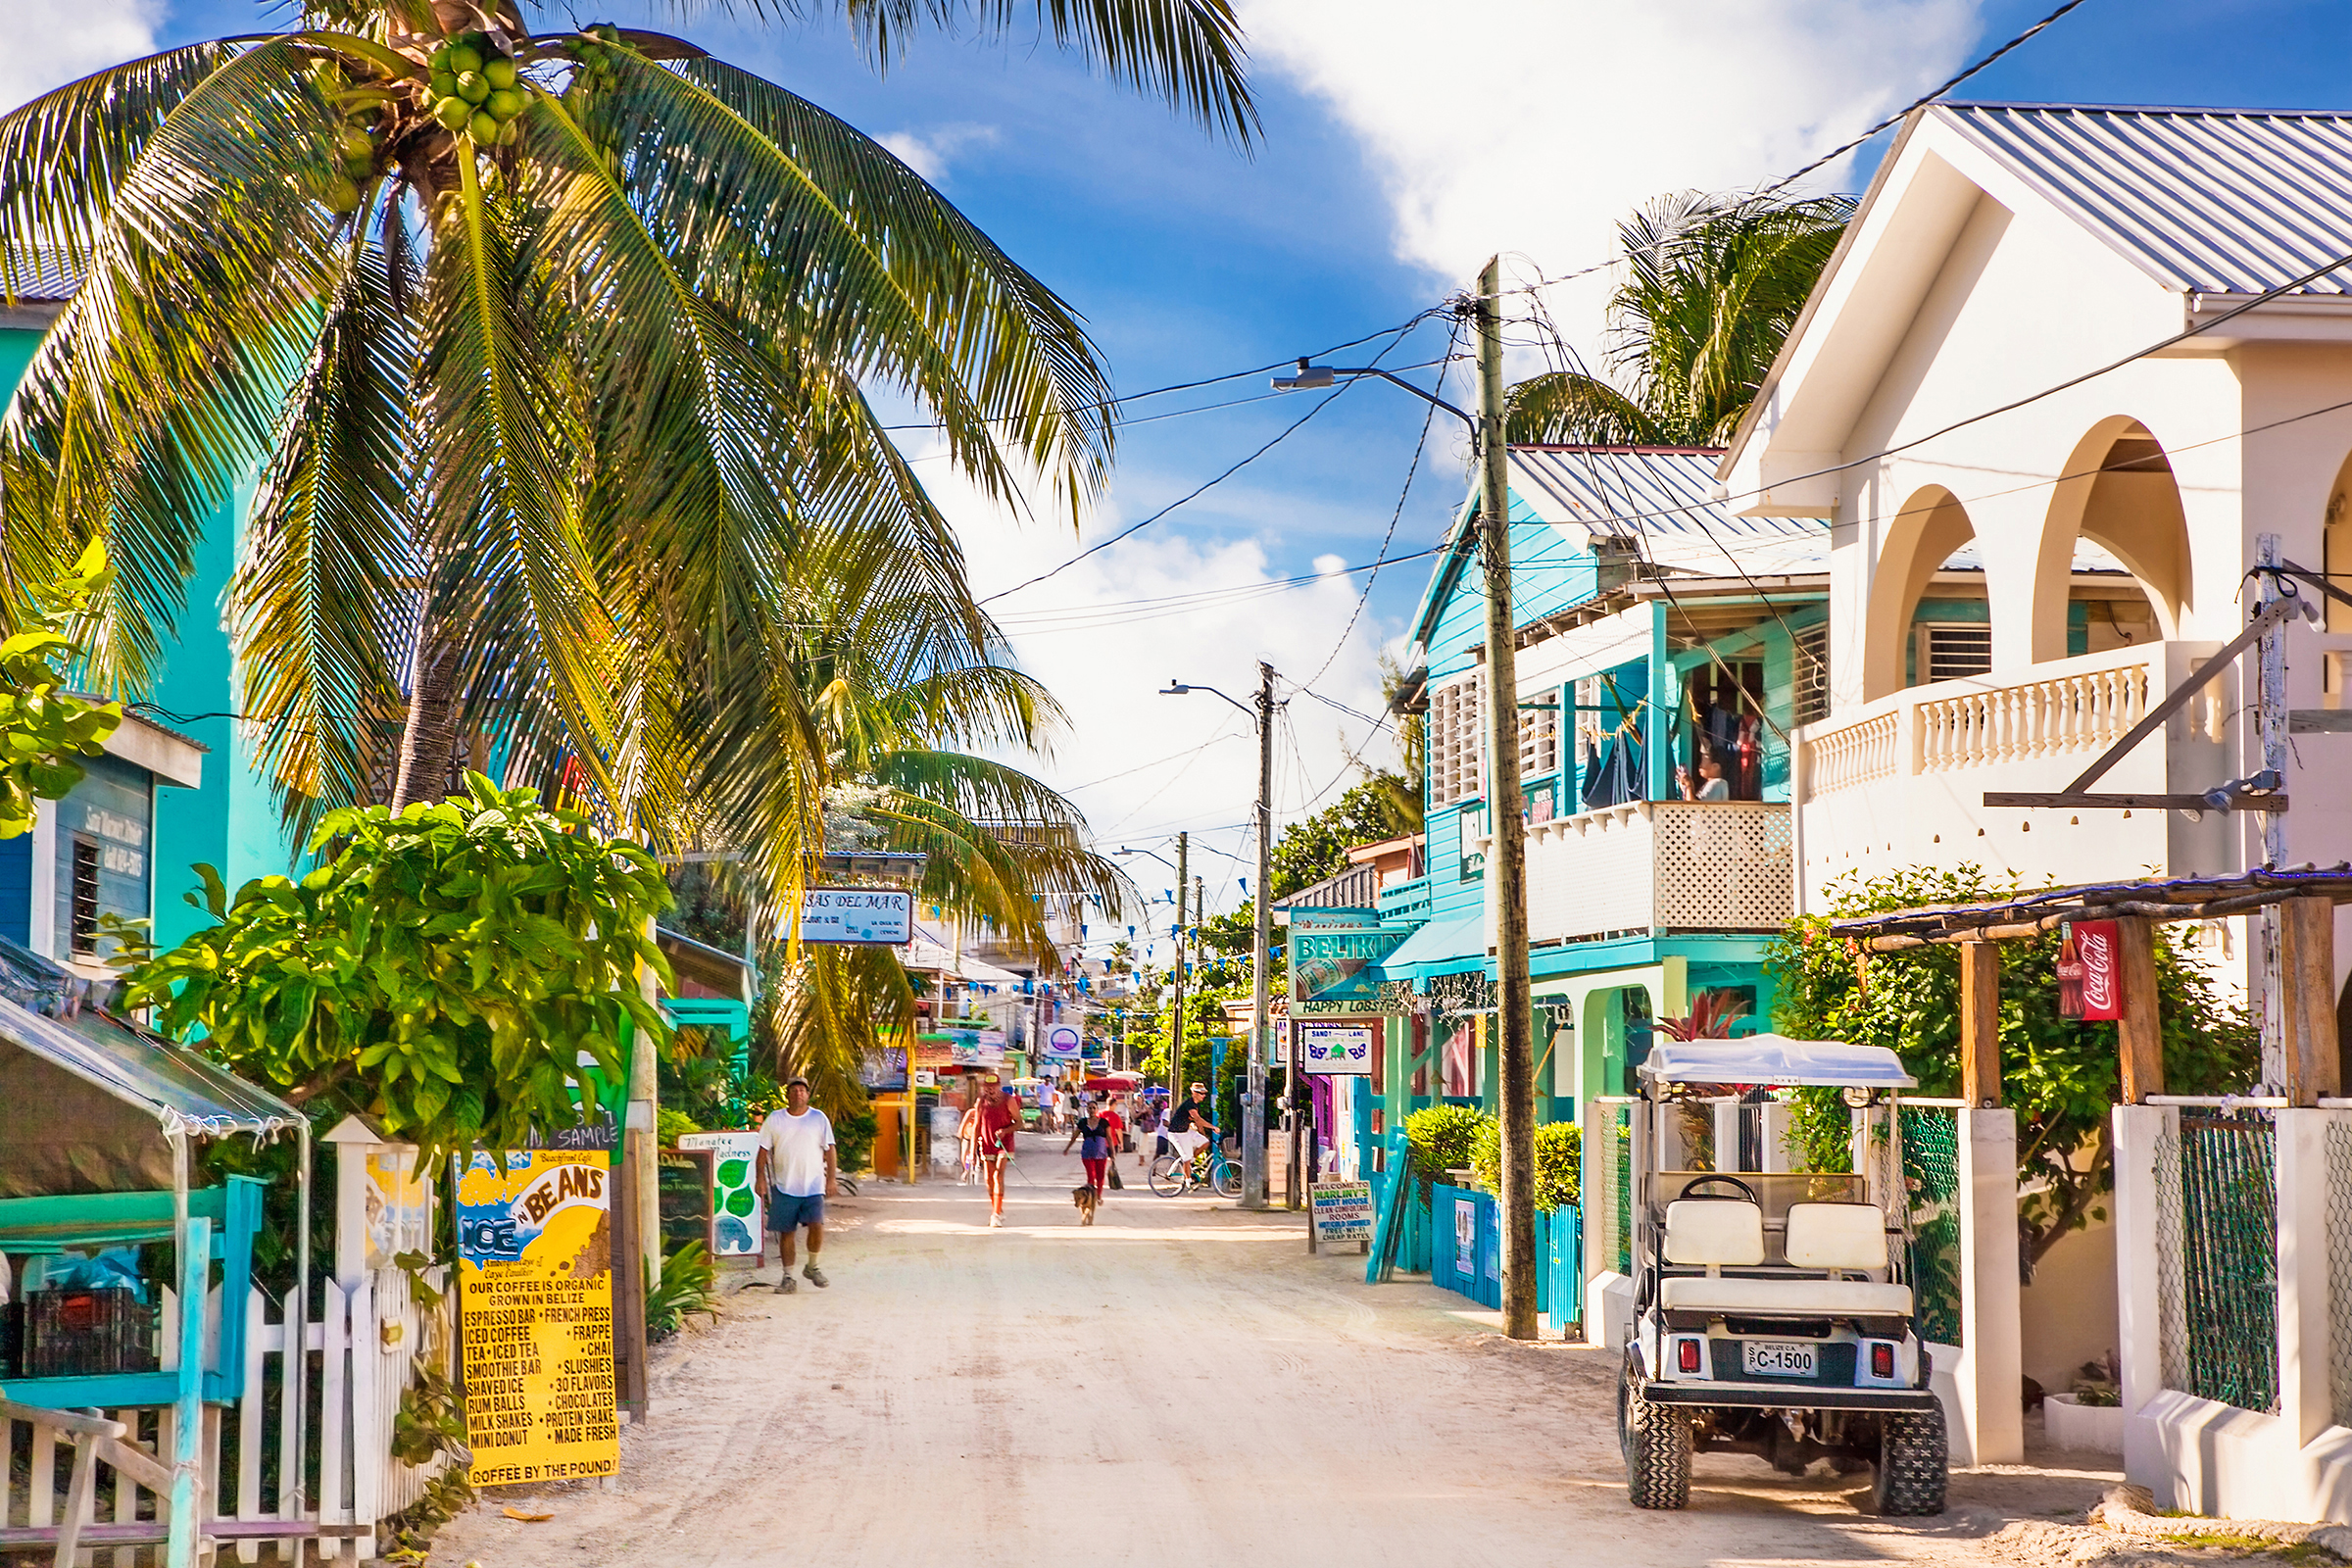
[[2056, 919, 2124, 1021]]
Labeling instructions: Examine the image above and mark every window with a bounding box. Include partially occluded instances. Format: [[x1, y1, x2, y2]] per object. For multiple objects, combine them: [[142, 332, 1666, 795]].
[[1518, 696, 1558, 780], [69, 836, 99, 956], [1921, 622, 1993, 684], [1429, 672, 1486, 807], [1794, 623, 1831, 727]]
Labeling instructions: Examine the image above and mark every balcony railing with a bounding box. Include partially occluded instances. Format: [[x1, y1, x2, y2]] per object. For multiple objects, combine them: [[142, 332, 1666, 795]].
[[1476, 800, 1793, 947], [1791, 641, 2232, 892]]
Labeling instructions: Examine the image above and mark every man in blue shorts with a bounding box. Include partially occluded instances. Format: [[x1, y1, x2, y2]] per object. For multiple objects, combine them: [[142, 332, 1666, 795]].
[[755, 1077, 838, 1294]]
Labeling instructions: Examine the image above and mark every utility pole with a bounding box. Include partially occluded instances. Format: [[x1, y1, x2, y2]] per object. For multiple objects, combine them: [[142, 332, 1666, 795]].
[[1477, 255, 1538, 1341], [1166, 833, 1190, 1106], [1246, 661, 1276, 1210], [2257, 533, 2289, 1085]]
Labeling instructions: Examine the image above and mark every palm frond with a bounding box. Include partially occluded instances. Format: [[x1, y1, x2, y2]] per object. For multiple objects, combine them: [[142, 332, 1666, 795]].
[[1501, 371, 1668, 448]]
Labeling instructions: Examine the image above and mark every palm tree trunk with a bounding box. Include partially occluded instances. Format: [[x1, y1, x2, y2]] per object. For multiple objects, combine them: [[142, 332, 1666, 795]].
[[391, 618, 463, 810]]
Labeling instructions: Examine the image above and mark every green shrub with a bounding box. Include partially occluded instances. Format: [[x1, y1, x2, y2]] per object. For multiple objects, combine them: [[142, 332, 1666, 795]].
[[1405, 1102, 1489, 1193], [832, 1101, 878, 1172], [646, 1241, 718, 1342], [1469, 1119, 1582, 1211], [657, 1106, 703, 1146]]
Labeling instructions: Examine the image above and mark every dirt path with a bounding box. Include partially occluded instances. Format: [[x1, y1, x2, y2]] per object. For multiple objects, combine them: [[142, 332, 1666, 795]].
[[429, 1145, 2119, 1567]]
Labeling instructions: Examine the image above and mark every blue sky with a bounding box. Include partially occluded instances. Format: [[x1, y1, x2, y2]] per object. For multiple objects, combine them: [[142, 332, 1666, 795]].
[[11, 0, 2352, 949]]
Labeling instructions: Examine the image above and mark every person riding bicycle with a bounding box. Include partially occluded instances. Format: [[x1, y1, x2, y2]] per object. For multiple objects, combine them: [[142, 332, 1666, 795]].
[[1165, 1081, 1218, 1172]]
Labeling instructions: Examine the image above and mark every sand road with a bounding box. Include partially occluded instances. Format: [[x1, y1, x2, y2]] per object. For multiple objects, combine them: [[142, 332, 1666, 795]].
[[429, 1143, 2117, 1567]]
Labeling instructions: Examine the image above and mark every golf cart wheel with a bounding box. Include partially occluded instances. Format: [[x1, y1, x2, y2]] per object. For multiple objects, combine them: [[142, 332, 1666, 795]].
[[1619, 1360, 1691, 1509], [1212, 1161, 1242, 1199], [1871, 1396, 1948, 1517], [1147, 1154, 1186, 1197]]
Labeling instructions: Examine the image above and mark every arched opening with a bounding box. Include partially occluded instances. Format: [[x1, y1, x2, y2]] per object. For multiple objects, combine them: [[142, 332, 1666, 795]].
[[1866, 486, 2003, 697], [2034, 418, 2190, 663], [2318, 448, 2352, 707]]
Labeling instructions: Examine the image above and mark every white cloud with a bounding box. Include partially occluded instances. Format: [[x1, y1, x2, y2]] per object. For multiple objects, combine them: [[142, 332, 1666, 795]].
[[875, 122, 1001, 184], [906, 440, 1404, 906], [1237, 0, 1984, 353], [1, 0, 163, 114]]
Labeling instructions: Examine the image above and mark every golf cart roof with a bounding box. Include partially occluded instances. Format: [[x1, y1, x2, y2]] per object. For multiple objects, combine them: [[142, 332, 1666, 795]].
[[1639, 1035, 1916, 1089]]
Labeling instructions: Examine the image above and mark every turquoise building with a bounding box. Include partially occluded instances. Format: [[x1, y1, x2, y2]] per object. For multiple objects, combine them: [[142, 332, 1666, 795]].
[[1362, 446, 1831, 1142], [2, 270, 303, 964]]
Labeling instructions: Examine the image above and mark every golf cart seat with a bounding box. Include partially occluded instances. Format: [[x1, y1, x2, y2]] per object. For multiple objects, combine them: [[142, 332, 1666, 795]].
[[1658, 1199, 1911, 1315]]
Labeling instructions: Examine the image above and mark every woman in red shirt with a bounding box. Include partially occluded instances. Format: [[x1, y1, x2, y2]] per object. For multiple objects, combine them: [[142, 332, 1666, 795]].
[[974, 1085, 1020, 1228]]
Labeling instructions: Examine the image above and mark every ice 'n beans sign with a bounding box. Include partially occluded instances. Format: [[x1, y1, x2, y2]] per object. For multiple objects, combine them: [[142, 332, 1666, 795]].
[[1287, 906, 1411, 1015]]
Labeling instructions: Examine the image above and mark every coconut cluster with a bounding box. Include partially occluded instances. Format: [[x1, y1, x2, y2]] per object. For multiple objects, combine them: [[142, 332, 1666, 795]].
[[427, 32, 525, 147], [310, 59, 378, 214]]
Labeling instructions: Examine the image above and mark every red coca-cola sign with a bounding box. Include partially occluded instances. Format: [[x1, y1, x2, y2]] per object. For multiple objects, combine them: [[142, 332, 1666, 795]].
[[2062, 919, 2123, 1021]]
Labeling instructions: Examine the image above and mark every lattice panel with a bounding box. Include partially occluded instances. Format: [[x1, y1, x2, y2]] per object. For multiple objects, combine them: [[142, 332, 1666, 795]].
[[1429, 673, 1486, 808], [1652, 803, 1794, 931], [1587, 1102, 1634, 1277], [2326, 1118, 2352, 1429]]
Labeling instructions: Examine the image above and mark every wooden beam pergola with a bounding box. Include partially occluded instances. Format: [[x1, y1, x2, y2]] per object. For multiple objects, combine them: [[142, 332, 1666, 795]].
[[1831, 865, 2352, 1106]]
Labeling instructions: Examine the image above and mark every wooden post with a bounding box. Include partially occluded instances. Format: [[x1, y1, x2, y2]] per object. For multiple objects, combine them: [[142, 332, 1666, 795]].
[[1960, 941, 2002, 1107], [2116, 916, 2165, 1103], [2280, 895, 2340, 1104]]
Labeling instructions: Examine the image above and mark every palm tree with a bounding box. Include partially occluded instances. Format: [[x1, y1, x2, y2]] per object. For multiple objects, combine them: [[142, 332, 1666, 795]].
[[1505, 191, 1852, 449], [0, 1, 1256, 840]]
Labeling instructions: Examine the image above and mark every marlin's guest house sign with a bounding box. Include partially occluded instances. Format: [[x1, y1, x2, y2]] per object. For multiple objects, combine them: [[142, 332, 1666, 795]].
[[1287, 906, 1413, 1016]]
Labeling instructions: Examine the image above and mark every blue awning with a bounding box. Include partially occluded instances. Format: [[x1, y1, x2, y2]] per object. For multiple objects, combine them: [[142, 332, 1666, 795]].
[[1374, 911, 1487, 980]]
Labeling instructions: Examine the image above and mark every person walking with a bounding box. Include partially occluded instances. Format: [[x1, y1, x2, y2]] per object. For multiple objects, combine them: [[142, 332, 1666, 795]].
[[755, 1077, 837, 1295], [1062, 1098, 1113, 1200], [974, 1083, 1020, 1227], [957, 1088, 984, 1185]]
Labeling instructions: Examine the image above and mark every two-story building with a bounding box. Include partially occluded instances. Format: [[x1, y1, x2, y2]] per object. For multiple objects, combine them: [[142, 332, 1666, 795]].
[[1720, 102, 2352, 1019], [1372, 446, 1830, 1131]]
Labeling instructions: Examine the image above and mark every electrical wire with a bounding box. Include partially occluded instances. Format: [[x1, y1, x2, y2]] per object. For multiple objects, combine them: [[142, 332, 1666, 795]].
[[992, 544, 1445, 632], [979, 313, 1446, 605]]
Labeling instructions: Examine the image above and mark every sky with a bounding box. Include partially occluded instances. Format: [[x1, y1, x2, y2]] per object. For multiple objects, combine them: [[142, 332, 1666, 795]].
[[11, 0, 2352, 958]]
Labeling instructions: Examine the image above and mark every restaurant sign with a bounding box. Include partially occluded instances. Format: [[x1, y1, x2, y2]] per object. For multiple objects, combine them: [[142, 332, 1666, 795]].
[[1287, 906, 1413, 1015]]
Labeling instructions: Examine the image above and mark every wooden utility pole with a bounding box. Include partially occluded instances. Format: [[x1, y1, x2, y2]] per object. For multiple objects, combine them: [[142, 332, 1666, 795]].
[[1476, 256, 1538, 1341], [1959, 941, 2002, 1107], [2116, 916, 2165, 1103], [1246, 661, 1275, 1210], [1166, 833, 1189, 1106]]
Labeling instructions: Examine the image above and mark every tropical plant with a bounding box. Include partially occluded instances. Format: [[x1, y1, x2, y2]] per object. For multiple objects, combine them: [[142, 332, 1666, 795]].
[[1471, 1118, 1580, 1211], [1504, 191, 1852, 448], [644, 1240, 717, 1341], [123, 773, 674, 1158], [1269, 772, 1417, 900], [0, 540, 122, 837], [1404, 1102, 1488, 1195], [0, 0, 1254, 849], [1767, 864, 2259, 1270]]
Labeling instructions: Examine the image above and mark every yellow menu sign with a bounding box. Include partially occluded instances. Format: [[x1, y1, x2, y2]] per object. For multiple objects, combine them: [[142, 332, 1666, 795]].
[[456, 1151, 619, 1485]]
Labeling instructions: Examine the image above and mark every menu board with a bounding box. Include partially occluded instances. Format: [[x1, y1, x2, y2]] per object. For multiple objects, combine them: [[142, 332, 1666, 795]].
[[457, 1151, 619, 1486]]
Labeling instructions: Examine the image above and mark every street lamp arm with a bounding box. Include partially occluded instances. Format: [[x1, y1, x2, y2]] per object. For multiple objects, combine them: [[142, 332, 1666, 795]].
[[1270, 361, 1477, 438], [1161, 681, 1256, 722]]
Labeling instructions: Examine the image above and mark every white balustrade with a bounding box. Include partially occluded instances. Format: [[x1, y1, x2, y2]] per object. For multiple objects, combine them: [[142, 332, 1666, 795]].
[[1494, 800, 1794, 947]]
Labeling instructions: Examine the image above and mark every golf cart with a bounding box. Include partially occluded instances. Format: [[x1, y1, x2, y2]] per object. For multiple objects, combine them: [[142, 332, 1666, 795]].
[[1616, 1036, 1947, 1515]]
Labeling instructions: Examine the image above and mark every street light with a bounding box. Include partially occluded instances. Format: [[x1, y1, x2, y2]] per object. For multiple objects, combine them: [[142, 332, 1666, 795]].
[[1164, 663, 1279, 1211], [1270, 266, 1541, 1340]]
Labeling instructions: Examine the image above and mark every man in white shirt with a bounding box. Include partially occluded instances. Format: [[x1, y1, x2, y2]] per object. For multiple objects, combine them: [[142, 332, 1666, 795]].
[[755, 1077, 838, 1295]]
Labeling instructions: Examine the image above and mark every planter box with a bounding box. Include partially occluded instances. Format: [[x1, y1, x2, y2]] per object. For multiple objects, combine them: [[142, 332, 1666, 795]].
[[2044, 1392, 2124, 1453]]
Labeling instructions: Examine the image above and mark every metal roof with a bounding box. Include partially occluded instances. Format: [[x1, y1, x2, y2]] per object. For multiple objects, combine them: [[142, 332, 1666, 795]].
[[1936, 103, 2352, 296], [3, 250, 81, 303], [1506, 447, 1831, 575], [1639, 1036, 1917, 1089]]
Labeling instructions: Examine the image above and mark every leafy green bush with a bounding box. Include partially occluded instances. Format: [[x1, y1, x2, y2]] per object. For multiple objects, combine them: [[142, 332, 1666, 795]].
[[1469, 1119, 1582, 1211], [1768, 863, 2258, 1268], [1406, 1102, 1489, 1193], [657, 1106, 703, 1146], [833, 1101, 878, 1173]]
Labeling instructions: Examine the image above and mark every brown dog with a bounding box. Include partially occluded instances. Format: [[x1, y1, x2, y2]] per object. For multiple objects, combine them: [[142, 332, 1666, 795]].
[[1071, 1185, 1100, 1225]]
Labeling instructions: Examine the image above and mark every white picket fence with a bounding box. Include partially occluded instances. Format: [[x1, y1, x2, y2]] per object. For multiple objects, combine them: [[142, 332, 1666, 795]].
[[2, 1265, 451, 1564]]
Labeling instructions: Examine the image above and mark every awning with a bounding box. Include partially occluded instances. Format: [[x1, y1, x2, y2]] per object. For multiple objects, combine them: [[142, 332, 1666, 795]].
[[1638, 1035, 1915, 1089], [1374, 911, 1486, 980]]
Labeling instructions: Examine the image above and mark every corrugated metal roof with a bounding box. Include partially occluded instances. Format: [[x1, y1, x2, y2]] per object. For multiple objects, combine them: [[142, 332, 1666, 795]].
[[1506, 446, 1830, 575], [1936, 104, 2352, 296], [3, 250, 81, 303]]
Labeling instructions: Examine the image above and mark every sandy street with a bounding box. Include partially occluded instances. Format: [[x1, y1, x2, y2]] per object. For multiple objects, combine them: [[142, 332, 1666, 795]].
[[430, 1144, 2120, 1568]]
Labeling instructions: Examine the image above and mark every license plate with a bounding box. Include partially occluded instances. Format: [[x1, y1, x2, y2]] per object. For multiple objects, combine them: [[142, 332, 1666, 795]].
[[1742, 1341, 1818, 1378]]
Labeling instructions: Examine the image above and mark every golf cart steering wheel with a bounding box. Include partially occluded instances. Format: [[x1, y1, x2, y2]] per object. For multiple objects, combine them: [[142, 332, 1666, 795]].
[[1678, 1173, 1760, 1203]]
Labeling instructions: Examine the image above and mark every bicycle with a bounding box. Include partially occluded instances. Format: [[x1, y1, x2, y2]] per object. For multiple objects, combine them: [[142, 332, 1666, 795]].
[[1148, 1140, 1242, 1199]]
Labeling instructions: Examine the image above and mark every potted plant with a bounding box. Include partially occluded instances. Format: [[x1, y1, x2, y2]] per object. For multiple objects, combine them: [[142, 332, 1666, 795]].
[[2043, 1359, 2124, 1452]]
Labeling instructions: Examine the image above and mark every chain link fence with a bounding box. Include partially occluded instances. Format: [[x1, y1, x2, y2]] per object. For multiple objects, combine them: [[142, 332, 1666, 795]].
[[1900, 1105, 1964, 1348], [2155, 1111, 2278, 1412]]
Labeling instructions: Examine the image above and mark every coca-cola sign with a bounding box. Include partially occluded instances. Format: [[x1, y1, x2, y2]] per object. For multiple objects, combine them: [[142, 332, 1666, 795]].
[[2060, 919, 2124, 1021]]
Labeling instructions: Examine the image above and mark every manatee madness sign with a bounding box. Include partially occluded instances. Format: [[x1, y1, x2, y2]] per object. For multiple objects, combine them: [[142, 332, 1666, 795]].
[[457, 1151, 619, 1485]]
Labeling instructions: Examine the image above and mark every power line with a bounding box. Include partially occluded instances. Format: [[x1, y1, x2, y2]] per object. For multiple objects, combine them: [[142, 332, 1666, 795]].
[[993, 544, 1445, 631], [979, 314, 1443, 605]]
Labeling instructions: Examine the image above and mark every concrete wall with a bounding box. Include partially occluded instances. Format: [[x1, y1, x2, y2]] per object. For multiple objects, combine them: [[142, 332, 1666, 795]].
[[2023, 1215, 2119, 1395]]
